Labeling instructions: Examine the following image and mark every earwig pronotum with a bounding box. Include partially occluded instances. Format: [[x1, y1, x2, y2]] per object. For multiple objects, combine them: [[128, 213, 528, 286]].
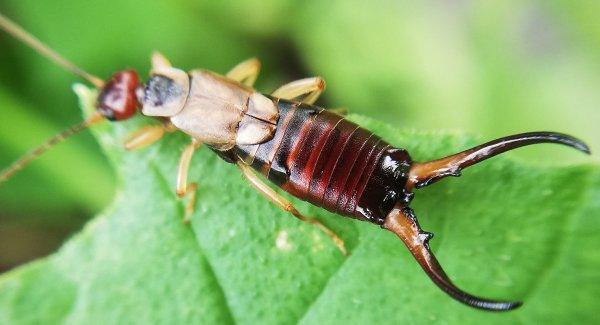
[[0, 13, 591, 311]]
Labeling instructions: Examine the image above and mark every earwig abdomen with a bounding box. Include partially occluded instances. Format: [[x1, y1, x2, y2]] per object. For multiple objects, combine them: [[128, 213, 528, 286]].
[[234, 99, 412, 224]]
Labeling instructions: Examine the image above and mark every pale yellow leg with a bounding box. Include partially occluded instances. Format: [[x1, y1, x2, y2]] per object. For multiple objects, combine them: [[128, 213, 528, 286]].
[[180, 183, 198, 224], [124, 122, 177, 151], [271, 77, 325, 105], [328, 107, 348, 116], [237, 162, 347, 255], [272, 77, 347, 113], [177, 138, 202, 223], [226, 58, 261, 87], [151, 51, 173, 72]]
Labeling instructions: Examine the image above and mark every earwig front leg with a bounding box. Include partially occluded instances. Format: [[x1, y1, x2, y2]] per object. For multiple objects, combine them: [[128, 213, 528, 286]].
[[237, 162, 347, 255], [179, 183, 198, 224], [272, 77, 325, 105], [226, 58, 261, 87], [176, 138, 202, 223], [151, 51, 173, 72], [124, 121, 177, 151]]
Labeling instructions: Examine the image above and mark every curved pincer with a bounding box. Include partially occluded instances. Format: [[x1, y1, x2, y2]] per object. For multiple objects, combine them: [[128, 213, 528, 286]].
[[383, 204, 522, 311]]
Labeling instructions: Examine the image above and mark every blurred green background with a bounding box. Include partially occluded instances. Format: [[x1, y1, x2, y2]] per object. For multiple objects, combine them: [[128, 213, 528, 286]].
[[0, 0, 598, 271]]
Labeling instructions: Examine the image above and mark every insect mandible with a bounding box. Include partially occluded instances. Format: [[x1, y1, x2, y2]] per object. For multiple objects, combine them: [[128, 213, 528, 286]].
[[0, 13, 591, 311]]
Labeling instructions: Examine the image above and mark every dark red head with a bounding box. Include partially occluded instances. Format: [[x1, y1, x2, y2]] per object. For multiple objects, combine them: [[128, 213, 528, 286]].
[[96, 70, 141, 121]]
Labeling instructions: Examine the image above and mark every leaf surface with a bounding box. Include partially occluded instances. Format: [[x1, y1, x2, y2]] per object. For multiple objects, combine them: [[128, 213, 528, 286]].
[[0, 86, 598, 324]]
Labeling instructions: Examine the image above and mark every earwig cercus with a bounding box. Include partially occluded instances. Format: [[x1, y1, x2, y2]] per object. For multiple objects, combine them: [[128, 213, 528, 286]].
[[0, 12, 591, 311]]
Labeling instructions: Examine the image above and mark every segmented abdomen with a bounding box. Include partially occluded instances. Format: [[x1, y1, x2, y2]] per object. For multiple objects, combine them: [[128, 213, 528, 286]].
[[234, 98, 411, 224]]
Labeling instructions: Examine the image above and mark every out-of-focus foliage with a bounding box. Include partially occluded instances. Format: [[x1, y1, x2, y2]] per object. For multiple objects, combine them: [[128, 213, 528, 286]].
[[0, 0, 598, 322], [0, 86, 598, 323]]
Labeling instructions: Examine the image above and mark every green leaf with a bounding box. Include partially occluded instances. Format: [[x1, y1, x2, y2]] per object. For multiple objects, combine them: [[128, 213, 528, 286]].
[[0, 87, 114, 216], [0, 85, 598, 324]]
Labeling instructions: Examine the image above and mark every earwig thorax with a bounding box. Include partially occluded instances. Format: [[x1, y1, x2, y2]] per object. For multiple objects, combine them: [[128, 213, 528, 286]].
[[141, 66, 190, 117], [97, 70, 141, 121]]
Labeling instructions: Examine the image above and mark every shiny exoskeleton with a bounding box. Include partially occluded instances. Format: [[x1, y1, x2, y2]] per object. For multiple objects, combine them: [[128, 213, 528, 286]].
[[233, 99, 412, 225], [0, 12, 591, 312]]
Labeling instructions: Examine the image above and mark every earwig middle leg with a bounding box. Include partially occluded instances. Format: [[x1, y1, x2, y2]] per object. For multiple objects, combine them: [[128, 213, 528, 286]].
[[124, 121, 177, 151], [176, 138, 202, 223], [327, 107, 349, 116], [226, 58, 261, 87], [272, 77, 325, 105], [237, 162, 347, 255]]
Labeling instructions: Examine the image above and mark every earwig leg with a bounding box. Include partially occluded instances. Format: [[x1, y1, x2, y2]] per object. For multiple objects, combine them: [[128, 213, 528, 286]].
[[176, 138, 202, 223], [226, 58, 261, 87], [124, 126, 164, 150], [383, 203, 521, 311], [181, 183, 198, 224], [328, 107, 349, 116], [272, 77, 325, 105], [124, 122, 177, 151], [272, 77, 344, 112], [408, 132, 590, 190], [176, 138, 201, 196], [237, 162, 347, 255], [151, 51, 173, 72]]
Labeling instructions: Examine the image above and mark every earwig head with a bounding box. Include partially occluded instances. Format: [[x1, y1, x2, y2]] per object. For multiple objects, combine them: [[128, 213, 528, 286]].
[[140, 52, 189, 117], [97, 70, 141, 121]]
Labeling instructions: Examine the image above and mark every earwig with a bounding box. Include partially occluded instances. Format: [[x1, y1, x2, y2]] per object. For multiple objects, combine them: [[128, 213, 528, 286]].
[[0, 12, 591, 311]]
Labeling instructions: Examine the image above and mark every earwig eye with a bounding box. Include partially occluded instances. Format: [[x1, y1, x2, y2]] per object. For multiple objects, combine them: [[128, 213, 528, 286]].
[[97, 70, 141, 121], [141, 67, 189, 117]]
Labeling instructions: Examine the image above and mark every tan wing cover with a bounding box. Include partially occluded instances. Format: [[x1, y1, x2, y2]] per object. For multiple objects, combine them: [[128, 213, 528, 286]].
[[170, 70, 279, 150]]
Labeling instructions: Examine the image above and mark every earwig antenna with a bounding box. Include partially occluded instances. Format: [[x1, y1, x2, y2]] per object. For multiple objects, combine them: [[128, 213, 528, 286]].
[[0, 12, 104, 88], [0, 112, 104, 184], [384, 204, 522, 311], [408, 131, 590, 190], [0, 12, 109, 184]]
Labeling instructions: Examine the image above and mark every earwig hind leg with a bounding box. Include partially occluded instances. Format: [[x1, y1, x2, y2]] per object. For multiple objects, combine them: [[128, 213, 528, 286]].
[[176, 138, 202, 223], [408, 132, 591, 190], [383, 203, 521, 311], [124, 121, 177, 151], [328, 107, 349, 116], [237, 162, 347, 255], [226, 58, 261, 87], [272, 77, 325, 105]]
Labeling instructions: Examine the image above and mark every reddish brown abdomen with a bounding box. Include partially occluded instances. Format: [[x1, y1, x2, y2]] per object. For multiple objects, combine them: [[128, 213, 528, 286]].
[[234, 99, 412, 224]]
